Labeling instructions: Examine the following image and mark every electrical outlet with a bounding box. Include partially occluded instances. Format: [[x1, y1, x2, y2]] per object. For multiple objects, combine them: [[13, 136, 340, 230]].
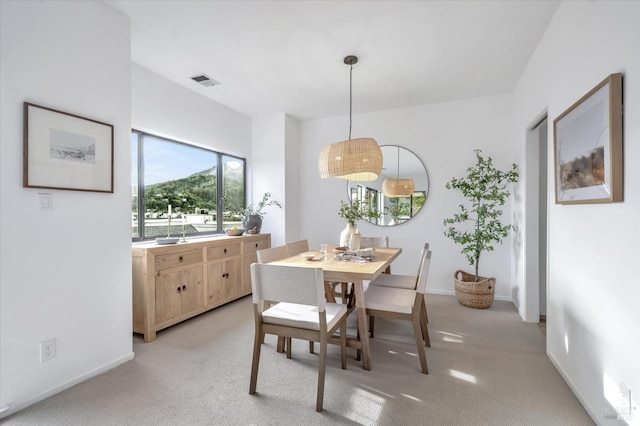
[[40, 338, 56, 362]]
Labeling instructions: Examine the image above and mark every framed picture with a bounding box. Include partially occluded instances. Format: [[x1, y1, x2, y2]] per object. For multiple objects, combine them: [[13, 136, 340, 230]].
[[553, 73, 623, 204], [24, 102, 114, 193]]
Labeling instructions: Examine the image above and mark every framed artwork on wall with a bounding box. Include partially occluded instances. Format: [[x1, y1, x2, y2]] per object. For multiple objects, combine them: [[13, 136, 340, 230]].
[[553, 73, 623, 204], [23, 102, 114, 193]]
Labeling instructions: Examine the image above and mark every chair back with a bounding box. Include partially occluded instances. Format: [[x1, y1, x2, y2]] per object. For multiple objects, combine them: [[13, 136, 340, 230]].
[[360, 236, 389, 248], [415, 250, 432, 295], [414, 242, 430, 276], [251, 263, 325, 310], [286, 239, 310, 255], [257, 245, 289, 264]]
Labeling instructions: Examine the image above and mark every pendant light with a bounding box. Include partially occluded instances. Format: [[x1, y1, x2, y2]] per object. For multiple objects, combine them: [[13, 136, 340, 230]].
[[318, 55, 383, 181], [382, 146, 415, 197]]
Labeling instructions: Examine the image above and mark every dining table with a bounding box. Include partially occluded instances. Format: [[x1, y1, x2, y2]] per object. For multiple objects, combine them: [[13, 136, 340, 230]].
[[268, 245, 402, 371]]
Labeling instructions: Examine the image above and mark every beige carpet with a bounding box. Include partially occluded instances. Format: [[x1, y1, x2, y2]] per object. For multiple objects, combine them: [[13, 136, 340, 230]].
[[2, 294, 593, 425]]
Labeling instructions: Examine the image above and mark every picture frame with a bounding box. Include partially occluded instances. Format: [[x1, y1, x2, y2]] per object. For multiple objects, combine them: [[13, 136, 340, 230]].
[[553, 73, 623, 204], [24, 102, 114, 193]]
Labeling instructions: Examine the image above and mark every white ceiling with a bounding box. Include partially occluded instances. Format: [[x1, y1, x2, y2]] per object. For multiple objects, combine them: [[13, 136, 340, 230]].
[[106, 0, 560, 121]]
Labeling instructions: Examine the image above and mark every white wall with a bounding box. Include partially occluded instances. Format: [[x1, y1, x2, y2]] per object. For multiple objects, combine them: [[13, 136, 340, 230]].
[[251, 115, 287, 246], [299, 94, 517, 299], [284, 114, 301, 244], [511, 1, 640, 423], [132, 63, 251, 160], [0, 0, 133, 416]]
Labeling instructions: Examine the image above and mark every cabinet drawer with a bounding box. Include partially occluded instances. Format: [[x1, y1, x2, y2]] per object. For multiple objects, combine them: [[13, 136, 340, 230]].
[[155, 249, 202, 271], [207, 243, 241, 261], [243, 238, 270, 255]]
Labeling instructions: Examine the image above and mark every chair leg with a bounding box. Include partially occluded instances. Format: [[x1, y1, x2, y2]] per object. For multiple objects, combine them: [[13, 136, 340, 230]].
[[369, 315, 375, 338], [317, 338, 327, 412], [286, 337, 292, 359], [422, 297, 429, 323], [324, 281, 336, 303], [276, 336, 285, 353], [309, 340, 314, 354], [421, 300, 431, 347], [412, 314, 428, 374], [249, 329, 263, 394], [261, 301, 271, 344], [340, 320, 347, 369]]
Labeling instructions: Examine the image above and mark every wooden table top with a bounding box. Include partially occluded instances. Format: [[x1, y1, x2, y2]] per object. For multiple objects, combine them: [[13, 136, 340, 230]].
[[269, 246, 402, 282]]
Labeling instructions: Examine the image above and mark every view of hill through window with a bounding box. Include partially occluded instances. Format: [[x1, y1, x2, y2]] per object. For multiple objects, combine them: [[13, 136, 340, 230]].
[[131, 131, 245, 240]]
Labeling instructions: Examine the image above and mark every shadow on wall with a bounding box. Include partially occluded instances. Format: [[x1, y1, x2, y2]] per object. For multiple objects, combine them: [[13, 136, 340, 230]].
[[511, 286, 521, 309], [511, 183, 523, 309], [512, 183, 523, 276], [557, 304, 629, 424]]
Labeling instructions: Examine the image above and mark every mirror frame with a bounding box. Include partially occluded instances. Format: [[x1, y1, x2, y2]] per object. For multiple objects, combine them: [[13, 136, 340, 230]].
[[348, 145, 428, 227]]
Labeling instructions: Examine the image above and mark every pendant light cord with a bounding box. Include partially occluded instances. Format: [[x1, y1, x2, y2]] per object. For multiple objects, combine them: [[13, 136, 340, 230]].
[[348, 63, 353, 140]]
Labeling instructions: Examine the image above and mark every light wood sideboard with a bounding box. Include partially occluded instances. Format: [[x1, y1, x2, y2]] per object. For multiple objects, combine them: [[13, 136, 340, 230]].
[[132, 234, 270, 342]]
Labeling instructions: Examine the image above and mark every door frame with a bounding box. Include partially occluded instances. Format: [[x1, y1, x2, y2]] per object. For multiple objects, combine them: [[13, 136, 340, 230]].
[[523, 111, 548, 323]]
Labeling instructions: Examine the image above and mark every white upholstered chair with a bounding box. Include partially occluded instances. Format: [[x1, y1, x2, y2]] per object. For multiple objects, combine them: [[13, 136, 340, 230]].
[[369, 242, 431, 346], [256, 245, 290, 264], [256, 245, 289, 349], [249, 263, 348, 412], [285, 239, 310, 255], [364, 249, 432, 374], [256, 245, 291, 351], [360, 236, 389, 249]]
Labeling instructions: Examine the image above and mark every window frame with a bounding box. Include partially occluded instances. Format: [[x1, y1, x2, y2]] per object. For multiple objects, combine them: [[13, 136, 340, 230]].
[[131, 129, 246, 242]]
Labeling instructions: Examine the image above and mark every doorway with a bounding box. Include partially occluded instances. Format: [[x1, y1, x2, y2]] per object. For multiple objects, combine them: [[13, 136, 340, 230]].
[[524, 114, 548, 326]]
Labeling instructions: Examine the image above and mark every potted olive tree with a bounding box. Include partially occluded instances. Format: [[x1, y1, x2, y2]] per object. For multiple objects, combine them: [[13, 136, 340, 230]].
[[443, 149, 518, 308], [242, 192, 282, 234]]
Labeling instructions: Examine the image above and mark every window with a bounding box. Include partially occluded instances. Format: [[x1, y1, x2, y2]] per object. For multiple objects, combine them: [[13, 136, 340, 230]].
[[131, 130, 245, 241]]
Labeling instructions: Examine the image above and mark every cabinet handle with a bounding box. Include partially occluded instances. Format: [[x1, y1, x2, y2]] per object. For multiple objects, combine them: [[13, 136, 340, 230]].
[[222, 272, 229, 278], [182, 285, 187, 291], [255, 243, 258, 248], [179, 256, 184, 262], [177, 286, 182, 293], [224, 248, 227, 254]]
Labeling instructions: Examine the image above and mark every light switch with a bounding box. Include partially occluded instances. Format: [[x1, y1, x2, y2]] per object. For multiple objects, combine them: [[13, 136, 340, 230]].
[[38, 193, 52, 211]]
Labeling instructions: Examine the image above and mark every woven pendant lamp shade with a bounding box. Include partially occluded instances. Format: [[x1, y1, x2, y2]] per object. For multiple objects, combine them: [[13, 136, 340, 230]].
[[318, 137, 383, 181], [382, 177, 415, 197], [318, 55, 382, 182]]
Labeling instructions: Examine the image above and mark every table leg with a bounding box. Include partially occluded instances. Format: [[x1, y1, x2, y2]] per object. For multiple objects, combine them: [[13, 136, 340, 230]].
[[352, 279, 371, 370]]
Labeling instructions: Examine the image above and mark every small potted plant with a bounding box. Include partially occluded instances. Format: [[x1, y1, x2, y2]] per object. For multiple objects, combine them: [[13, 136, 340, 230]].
[[443, 149, 519, 308], [338, 197, 381, 248], [242, 192, 282, 234]]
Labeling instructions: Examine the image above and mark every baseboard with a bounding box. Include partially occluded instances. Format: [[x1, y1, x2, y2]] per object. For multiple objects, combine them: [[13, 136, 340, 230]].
[[426, 288, 512, 302], [547, 351, 598, 424], [0, 352, 135, 419]]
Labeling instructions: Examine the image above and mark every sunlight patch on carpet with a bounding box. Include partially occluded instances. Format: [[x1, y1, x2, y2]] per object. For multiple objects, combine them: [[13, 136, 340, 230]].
[[449, 369, 477, 384]]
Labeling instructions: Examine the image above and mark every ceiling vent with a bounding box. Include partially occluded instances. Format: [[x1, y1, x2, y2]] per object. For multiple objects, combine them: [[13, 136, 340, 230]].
[[190, 74, 220, 88]]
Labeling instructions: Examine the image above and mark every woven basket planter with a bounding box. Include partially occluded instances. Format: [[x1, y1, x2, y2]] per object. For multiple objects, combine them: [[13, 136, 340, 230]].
[[454, 270, 496, 309]]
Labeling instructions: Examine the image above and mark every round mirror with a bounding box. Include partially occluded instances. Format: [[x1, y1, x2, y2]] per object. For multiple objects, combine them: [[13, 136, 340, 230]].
[[348, 145, 428, 226]]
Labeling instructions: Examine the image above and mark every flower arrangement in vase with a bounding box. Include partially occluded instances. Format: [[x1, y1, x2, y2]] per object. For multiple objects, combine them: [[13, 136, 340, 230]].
[[338, 198, 381, 248], [242, 192, 282, 234]]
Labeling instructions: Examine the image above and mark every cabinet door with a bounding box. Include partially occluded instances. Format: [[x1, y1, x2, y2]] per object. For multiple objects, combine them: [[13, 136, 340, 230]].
[[241, 253, 258, 294], [180, 266, 204, 315], [206, 261, 224, 306], [155, 270, 182, 324], [223, 258, 242, 300]]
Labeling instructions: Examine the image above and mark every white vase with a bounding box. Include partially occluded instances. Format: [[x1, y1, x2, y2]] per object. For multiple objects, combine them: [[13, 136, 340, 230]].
[[340, 223, 356, 247], [349, 231, 361, 251]]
